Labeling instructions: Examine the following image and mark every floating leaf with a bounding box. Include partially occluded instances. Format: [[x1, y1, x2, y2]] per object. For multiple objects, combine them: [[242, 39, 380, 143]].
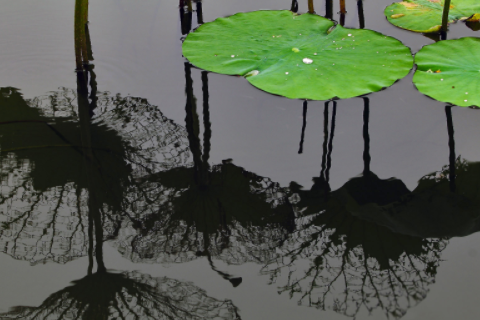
[[385, 0, 480, 33], [183, 10, 413, 100], [413, 37, 480, 107]]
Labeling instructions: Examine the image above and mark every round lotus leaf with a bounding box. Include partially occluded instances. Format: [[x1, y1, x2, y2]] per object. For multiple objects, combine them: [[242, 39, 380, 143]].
[[413, 37, 480, 107], [385, 0, 480, 33], [182, 10, 413, 100]]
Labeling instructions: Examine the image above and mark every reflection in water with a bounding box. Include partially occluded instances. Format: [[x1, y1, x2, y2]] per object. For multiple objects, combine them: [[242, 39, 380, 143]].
[[0, 191, 240, 320], [262, 98, 480, 318], [0, 1, 190, 265], [0, 271, 240, 320], [0, 3, 240, 316], [263, 198, 446, 318], [291, 0, 298, 13], [0, 84, 190, 264], [114, 64, 295, 286]]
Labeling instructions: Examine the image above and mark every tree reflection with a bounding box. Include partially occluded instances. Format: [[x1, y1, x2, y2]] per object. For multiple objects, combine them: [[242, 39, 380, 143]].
[[114, 64, 295, 282], [0, 0, 190, 265], [262, 98, 458, 319], [0, 191, 240, 320]]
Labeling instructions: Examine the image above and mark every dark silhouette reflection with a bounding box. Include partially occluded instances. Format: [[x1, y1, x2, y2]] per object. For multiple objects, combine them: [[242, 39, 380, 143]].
[[0, 2, 190, 264], [180, 0, 193, 36], [0, 85, 190, 265], [262, 197, 446, 319], [262, 98, 480, 318], [445, 106, 456, 192], [0, 200, 240, 320], [113, 64, 295, 286], [325, 0, 333, 20], [195, 0, 204, 25], [298, 101, 307, 154], [357, 0, 365, 29], [291, 0, 298, 13], [341, 98, 410, 206]]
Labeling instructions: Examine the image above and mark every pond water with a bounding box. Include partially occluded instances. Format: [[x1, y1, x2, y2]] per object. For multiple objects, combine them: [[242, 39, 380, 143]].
[[0, 0, 480, 319]]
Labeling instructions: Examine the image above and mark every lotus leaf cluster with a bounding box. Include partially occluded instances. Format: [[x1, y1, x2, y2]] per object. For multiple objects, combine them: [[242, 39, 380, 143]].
[[385, 0, 480, 33]]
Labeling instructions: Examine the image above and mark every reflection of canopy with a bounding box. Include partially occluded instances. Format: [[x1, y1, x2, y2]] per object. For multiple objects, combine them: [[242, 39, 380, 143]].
[[0, 271, 240, 320], [28, 87, 191, 176], [264, 183, 447, 319], [350, 159, 480, 239], [264, 97, 457, 318], [114, 65, 294, 267], [115, 161, 294, 266], [0, 87, 190, 265]]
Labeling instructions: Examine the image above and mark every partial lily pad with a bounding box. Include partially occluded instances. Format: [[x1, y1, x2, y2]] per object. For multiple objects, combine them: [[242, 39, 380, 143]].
[[183, 10, 413, 100], [413, 37, 480, 107], [385, 0, 480, 33]]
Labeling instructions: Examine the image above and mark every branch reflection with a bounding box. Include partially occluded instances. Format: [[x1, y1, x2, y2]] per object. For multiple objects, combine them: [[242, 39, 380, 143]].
[[114, 65, 295, 284], [263, 98, 480, 318]]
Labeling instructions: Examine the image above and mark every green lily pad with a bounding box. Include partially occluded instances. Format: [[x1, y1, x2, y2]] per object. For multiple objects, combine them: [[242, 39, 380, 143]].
[[182, 10, 413, 100], [413, 37, 480, 107], [385, 0, 480, 33]]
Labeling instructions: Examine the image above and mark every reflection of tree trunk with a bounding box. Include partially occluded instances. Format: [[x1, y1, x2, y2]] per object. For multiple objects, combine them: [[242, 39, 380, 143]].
[[320, 102, 330, 179], [184, 63, 204, 187], [184, 64, 242, 287], [325, 0, 333, 20], [325, 101, 336, 183], [357, 0, 365, 29], [180, 0, 193, 35], [445, 106, 456, 192], [298, 101, 308, 154], [201, 71, 211, 186], [196, 0, 204, 25], [291, 0, 298, 13], [362, 98, 371, 175], [77, 69, 107, 274]]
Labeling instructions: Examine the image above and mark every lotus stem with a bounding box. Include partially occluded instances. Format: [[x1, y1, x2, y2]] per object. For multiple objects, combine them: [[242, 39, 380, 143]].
[[357, 0, 365, 29], [441, 0, 451, 32], [362, 98, 371, 175], [325, 101, 336, 183], [320, 102, 329, 179], [325, 0, 333, 19], [308, 0, 315, 13], [74, 0, 88, 70], [445, 106, 456, 192], [340, 0, 346, 13], [298, 101, 308, 154], [291, 0, 298, 13], [186, 0, 193, 12], [196, 0, 204, 24]]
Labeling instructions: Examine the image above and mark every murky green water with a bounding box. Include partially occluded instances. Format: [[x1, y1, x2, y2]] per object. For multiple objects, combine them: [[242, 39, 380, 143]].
[[0, 1, 480, 319]]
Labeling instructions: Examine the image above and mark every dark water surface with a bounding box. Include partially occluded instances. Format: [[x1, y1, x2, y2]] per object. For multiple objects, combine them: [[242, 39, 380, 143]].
[[1, 1, 480, 319]]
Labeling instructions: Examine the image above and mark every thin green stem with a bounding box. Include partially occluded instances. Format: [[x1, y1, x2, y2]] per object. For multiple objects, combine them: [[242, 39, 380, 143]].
[[308, 0, 315, 14], [442, 0, 451, 32]]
